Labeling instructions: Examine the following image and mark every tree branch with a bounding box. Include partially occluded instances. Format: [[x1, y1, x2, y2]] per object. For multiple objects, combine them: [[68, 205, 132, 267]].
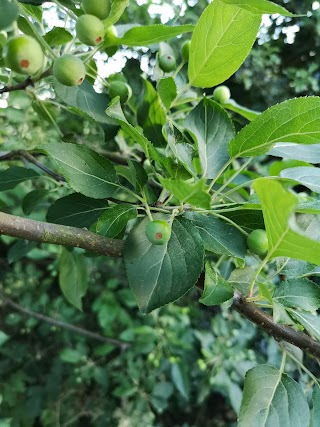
[[1, 211, 320, 359], [0, 212, 124, 258], [0, 77, 34, 94], [2, 295, 130, 349], [232, 292, 320, 359]]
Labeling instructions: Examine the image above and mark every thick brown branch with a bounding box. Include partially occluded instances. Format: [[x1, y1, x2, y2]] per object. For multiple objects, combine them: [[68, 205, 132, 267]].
[[3, 295, 130, 349], [2, 211, 320, 359], [232, 292, 320, 359], [0, 212, 124, 258]]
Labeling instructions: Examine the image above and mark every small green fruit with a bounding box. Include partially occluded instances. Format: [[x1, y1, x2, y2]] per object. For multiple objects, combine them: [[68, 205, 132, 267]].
[[247, 229, 269, 256], [145, 220, 171, 245], [76, 14, 105, 46], [213, 85, 231, 103], [181, 40, 191, 62], [4, 35, 44, 75], [109, 81, 132, 103], [159, 54, 176, 73], [53, 55, 86, 86], [82, 0, 111, 19]]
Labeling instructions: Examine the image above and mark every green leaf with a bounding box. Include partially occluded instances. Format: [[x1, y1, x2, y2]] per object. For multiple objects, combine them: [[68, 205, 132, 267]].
[[171, 363, 190, 400], [59, 348, 84, 364], [229, 97, 320, 158], [44, 142, 118, 199], [0, 167, 39, 191], [273, 278, 320, 312], [22, 190, 48, 215], [280, 167, 320, 194], [188, 0, 261, 87], [310, 386, 320, 427], [199, 261, 233, 306], [127, 160, 148, 193], [186, 212, 247, 258], [160, 178, 211, 209], [269, 143, 320, 164], [53, 80, 118, 130], [96, 204, 137, 238], [0, 0, 19, 31], [103, 0, 129, 27], [221, 0, 299, 17], [124, 214, 204, 314], [47, 194, 107, 228], [0, 331, 9, 347], [254, 178, 320, 265], [59, 248, 88, 310], [239, 365, 310, 427], [137, 79, 166, 147], [184, 99, 235, 178], [157, 77, 177, 110], [290, 311, 320, 341], [43, 27, 73, 46], [109, 24, 194, 47], [106, 98, 163, 164], [224, 99, 260, 121], [165, 123, 195, 176], [8, 240, 36, 264]]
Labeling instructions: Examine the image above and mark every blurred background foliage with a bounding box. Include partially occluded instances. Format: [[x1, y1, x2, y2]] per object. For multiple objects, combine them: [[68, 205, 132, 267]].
[[0, 0, 320, 425]]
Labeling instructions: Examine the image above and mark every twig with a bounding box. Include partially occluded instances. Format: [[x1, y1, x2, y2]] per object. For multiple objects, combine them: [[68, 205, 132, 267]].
[[2, 295, 130, 349], [0, 77, 34, 94], [232, 292, 320, 359], [22, 151, 65, 182], [0, 212, 124, 258]]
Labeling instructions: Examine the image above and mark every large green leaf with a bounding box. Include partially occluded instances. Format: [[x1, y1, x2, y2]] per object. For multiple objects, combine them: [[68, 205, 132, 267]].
[[239, 365, 310, 427], [124, 214, 204, 314], [184, 99, 235, 178], [59, 248, 88, 311], [47, 194, 107, 227], [273, 278, 320, 312], [229, 97, 320, 158], [280, 167, 320, 194], [188, 0, 261, 87], [0, 0, 19, 31], [199, 261, 233, 306], [44, 142, 118, 199], [108, 24, 194, 47], [0, 167, 39, 191], [254, 178, 320, 264], [221, 0, 298, 16], [186, 212, 247, 258]]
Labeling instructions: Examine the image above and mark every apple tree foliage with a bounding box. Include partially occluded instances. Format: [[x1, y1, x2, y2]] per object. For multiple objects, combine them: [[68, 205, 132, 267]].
[[1, 0, 320, 425]]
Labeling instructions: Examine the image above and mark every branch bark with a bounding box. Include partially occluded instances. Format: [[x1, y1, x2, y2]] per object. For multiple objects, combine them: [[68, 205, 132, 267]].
[[0, 212, 124, 258], [232, 292, 320, 359], [1, 211, 320, 359], [2, 295, 130, 349]]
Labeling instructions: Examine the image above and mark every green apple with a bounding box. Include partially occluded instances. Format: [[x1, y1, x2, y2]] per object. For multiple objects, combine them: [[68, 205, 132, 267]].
[[53, 55, 86, 86], [145, 220, 171, 245], [76, 14, 105, 46], [82, 0, 111, 19], [4, 35, 44, 75], [109, 81, 132, 103], [181, 40, 191, 62], [159, 54, 176, 73], [247, 229, 269, 256], [213, 85, 231, 103]]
